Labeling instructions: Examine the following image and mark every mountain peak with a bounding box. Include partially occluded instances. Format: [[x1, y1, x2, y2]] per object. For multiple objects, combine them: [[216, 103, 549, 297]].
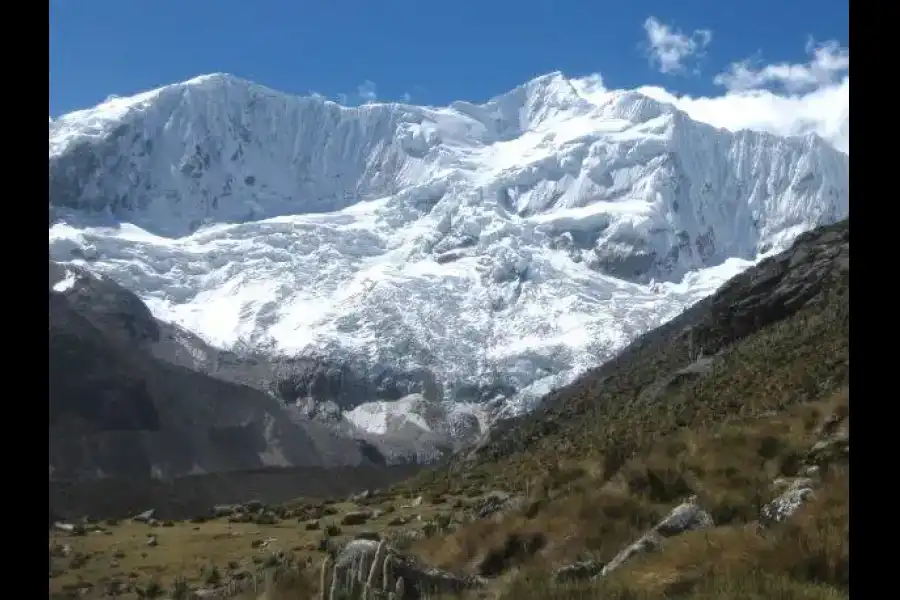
[[601, 89, 672, 122], [49, 71, 849, 428], [479, 71, 593, 133], [180, 72, 248, 87], [175, 72, 295, 101]]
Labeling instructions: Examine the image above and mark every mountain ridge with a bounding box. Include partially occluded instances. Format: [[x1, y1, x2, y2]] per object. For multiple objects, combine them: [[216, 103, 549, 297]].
[[48, 71, 849, 438]]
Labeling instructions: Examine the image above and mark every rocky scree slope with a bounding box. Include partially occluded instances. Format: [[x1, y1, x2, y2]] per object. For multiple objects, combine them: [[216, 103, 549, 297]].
[[48, 72, 850, 435], [49, 261, 395, 480]]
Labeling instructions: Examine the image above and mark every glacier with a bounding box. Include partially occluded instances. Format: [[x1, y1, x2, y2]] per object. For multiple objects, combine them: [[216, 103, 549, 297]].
[[48, 71, 849, 431]]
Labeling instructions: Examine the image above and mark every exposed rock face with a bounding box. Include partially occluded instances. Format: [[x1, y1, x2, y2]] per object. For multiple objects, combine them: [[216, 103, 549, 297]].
[[598, 497, 714, 579], [553, 497, 714, 583], [761, 479, 816, 526], [49, 261, 384, 480], [759, 406, 849, 528], [331, 539, 484, 599], [685, 220, 850, 357], [270, 360, 441, 407], [474, 490, 526, 520]]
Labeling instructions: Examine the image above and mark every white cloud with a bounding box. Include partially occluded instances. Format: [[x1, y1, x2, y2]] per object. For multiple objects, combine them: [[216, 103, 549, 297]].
[[643, 16, 712, 75], [401, 91, 412, 103], [714, 38, 849, 93], [357, 80, 377, 104], [618, 38, 849, 155], [333, 80, 379, 106], [639, 77, 849, 154]]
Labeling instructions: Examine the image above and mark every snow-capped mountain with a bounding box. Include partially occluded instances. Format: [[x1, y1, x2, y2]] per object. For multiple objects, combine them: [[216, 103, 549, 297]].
[[48, 72, 849, 432]]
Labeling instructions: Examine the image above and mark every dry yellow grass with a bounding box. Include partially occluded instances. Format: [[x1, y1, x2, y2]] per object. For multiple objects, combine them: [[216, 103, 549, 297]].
[[49, 388, 847, 600], [592, 465, 849, 598], [48, 496, 465, 599], [50, 518, 309, 594], [404, 388, 849, 600]]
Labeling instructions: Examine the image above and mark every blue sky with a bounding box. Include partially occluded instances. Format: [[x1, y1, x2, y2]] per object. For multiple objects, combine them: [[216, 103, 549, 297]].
[[50, 0, 848, 117]]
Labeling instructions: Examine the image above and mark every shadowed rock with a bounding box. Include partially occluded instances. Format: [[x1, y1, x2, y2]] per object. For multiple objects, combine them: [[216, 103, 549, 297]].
[[49, 262, 383, 481]]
